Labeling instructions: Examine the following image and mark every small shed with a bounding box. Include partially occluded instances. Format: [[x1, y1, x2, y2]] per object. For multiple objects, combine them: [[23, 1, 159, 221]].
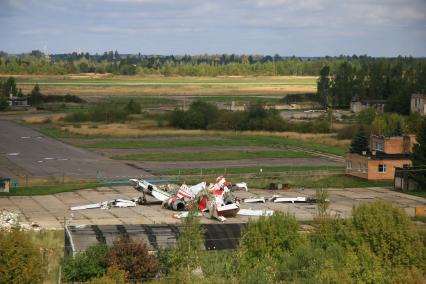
[[394, 167, 422, 191], [0, 177, 10, 193], [65, 223, 245, 256]]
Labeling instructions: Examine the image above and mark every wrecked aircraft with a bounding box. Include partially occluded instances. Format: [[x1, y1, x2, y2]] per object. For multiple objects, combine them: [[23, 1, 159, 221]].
[[70, 176, 326, 222]]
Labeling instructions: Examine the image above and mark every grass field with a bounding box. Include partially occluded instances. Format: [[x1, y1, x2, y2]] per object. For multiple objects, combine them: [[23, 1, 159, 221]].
[[39, 126, 348, 156], [11, 75, 317, 85], [112, 150, 312, 161], [172, 173, 393, 189], [95, 134, 346, 156], [157, 165, 343, 175], [8, 75, 317, 97]]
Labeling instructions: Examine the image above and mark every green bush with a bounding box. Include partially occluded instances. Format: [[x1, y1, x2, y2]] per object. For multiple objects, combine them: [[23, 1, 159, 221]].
[[0, 228, 47, 284], [238, 213, 301, 262], [61, 244, 108, 282], [64, 104, 129, 123], [336, 125, 358, 139], [348, 201, 425, 268]]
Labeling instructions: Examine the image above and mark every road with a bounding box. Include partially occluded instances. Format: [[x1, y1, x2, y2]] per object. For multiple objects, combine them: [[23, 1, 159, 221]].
[[0, 119, 153, 179]]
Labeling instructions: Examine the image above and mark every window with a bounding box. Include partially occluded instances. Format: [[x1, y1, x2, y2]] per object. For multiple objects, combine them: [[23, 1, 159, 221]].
[[374, 141, 384, 152], [378, 164, 386, 173], [346, 160, 352, 169]]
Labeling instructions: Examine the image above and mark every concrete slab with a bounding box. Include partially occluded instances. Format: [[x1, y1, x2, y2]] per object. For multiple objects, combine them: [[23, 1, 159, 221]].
[[0, 185, 424, 229]]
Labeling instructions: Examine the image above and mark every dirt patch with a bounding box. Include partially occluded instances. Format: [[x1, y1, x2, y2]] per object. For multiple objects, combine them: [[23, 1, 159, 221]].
[[18, 84, 315, 97], [22, 114, 66, 124], [64, 135, 222, 146]]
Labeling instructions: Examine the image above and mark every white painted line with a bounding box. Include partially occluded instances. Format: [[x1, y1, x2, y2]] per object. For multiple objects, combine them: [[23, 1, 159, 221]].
[[44, 157, 55, 160], [20, 136, 30, 139], [7, 153, 20, 156], [38, 161, 43, 163]]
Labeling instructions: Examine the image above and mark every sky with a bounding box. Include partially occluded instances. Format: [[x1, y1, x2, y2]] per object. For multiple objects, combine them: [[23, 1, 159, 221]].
[[0, 0, 425, 56]]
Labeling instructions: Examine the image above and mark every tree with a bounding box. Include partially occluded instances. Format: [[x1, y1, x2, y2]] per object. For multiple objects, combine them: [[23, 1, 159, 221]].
[[28, 84, 43, 105], [236, 213, 302, 284], [61, 243, 108, 283], [167, 212, 205, 278], [371, 113, 405, 136], [357, 108, 377, 125], [108, 235, 159, 281], [411, 118, 426, 187], [392, 120, 403, 136], [406, 112, 423, 134], [124, 99, 141, 114], [317, 66, 331, 107], [0, 228, 46, 284], [183, 101, 219, 129], [1, 77, 17, 97], [349, 127, 369, 153], [0, 96, 8, 111]]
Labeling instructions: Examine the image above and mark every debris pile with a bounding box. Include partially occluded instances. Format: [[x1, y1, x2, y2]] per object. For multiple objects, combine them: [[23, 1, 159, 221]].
[[0, 210, 41, 231], [131, 176, 243, 222], [0, 210, 19, 230]]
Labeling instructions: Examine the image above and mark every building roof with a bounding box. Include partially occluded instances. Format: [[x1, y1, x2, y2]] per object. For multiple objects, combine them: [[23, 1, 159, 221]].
[[368, 152, 411, 160], [347, 151, 411, 161], [351, 98, 386, 104], [65, 223, 245, 255], [411, 93, 426, 99]]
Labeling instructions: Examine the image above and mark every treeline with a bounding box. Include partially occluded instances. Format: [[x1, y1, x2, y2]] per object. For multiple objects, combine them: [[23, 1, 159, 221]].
[[1, 50, 425, 77], [169, 101, 330, 133], [317, 60, 426, 114], [337, 109, 424, 139]]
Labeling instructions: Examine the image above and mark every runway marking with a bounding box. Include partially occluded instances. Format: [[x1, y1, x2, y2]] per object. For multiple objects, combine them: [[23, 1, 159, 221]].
[[7, 153, 20, 156]]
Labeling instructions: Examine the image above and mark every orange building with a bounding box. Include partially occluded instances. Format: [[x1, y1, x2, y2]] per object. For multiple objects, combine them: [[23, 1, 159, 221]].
[[345, 135, 415, 180]]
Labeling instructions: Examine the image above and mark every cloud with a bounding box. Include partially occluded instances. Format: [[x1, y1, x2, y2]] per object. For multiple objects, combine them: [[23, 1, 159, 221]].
[[0, 0, 425, 55]]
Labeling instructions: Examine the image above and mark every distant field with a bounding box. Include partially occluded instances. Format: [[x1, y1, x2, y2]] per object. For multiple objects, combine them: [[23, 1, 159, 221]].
[[7, 75, 317, 97]]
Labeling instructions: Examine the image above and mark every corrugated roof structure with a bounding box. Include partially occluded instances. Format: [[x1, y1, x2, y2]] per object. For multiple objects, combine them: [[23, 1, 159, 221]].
[[65, 223, 245, 256]]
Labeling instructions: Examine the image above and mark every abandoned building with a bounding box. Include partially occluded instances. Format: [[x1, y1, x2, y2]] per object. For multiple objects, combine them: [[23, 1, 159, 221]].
[[65, 223, 245, 256], [8, 94, 29, 108], [410, 94, 426, 116], [350, 99, 386, 113], [345, 135, 416, 180]]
